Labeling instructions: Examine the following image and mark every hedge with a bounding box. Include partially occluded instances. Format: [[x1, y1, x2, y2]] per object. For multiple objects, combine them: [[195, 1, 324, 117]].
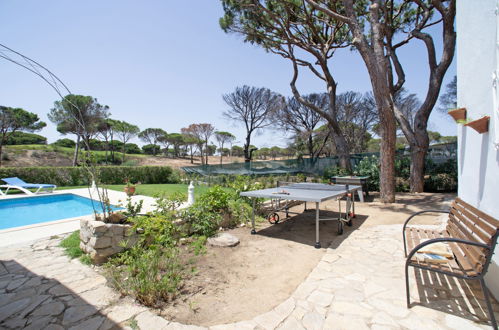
[[0, 166, 180, 187]]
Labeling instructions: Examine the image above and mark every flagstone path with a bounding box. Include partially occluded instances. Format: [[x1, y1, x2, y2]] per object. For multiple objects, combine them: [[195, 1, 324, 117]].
[[0, 224, 497, 329]]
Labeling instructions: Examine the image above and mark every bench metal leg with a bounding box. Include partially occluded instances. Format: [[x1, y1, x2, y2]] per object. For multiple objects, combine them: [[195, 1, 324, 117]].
[[314, 202, 321, 249], [480, 277, 497, 329], [405, 260, 411, 308], [251, 198, 256, 235]]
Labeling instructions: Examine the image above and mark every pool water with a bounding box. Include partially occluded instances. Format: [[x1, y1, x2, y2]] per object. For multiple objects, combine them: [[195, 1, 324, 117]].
[[0, 194, 122, 230]]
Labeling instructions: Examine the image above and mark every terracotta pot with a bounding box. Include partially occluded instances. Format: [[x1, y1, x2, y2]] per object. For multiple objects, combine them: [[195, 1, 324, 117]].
[[124, 186, 136, 196], [465, 116, 490, 134], [448, 108, 466, 122]]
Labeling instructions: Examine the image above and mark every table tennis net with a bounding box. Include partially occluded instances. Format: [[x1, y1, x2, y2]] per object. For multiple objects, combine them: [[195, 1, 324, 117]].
[[280, 183, 353, 191]]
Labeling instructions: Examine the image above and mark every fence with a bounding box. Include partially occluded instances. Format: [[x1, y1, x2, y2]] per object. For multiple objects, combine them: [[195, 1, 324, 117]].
[[182, 142, 457, 177]]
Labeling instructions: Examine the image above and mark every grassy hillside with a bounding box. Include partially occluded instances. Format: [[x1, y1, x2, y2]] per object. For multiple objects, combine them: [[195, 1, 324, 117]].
[[5, 144, 147, 158], [1, 144, 246, 168]]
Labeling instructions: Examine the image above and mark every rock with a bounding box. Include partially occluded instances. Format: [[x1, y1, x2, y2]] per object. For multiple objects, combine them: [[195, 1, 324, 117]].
[[62, 305, 98, 325], [31, 301, 65, 317], [68, 315, 104, 330], [1, 316, 27, 328], [6, 277, 28, 291], [0, 297, 31, 322], [135, 310, 170, 329], [24, 315, 53, 330], [207, 233, 240, 247], [89, 237, 111, 249]]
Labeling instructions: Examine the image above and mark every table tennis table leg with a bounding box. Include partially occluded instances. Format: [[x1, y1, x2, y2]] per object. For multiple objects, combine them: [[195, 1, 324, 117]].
[[315, 202, 321, 249], [251, 198, 256, 235]]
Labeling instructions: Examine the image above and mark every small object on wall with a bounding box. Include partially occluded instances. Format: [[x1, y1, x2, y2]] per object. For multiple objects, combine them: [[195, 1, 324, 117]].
[[448, 107, 467, 122], [465, 116, 490, 134]]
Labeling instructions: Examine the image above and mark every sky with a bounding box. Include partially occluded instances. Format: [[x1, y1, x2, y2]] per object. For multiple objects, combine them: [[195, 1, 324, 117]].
[[0, 1, 456, 148]]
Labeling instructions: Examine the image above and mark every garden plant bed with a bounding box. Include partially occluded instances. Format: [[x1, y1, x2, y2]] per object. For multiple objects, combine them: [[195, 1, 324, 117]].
[[159, 224, 326, 326]]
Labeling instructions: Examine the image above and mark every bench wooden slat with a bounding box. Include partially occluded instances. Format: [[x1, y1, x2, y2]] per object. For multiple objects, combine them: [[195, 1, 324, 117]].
[[456, 198, 499, 229], [451, 203, 495, 239], [447, 214, 488, 262], [447, 224, 485, 273]]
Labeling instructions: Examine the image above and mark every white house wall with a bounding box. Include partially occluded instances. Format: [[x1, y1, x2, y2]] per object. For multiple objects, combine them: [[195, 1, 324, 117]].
[[457, 0, 499, 299]]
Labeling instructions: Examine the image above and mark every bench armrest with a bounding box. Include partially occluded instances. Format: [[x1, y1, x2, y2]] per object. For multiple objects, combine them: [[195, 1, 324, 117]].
[[406, 237, 490, 264], [402, 210, 449, 256]]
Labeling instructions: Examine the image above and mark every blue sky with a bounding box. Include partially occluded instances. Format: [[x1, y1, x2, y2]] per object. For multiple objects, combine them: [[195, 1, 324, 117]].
[[0, 1, 456, 148]]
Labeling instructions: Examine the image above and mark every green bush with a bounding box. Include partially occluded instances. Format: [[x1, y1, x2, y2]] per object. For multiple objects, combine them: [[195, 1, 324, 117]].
[[6, 132, 47, 145], [142, 144, 161, 155], [105, 214, 184, 307], [52, 138, 76, 148], [106, 246, 182, 307], [323, 166, 352, 180], [0, 166, 180, 186], [125, 143, 142, 154], [354, 156, 380, 191], [424, 173, 457, 192], [227, 199, 252, 226]]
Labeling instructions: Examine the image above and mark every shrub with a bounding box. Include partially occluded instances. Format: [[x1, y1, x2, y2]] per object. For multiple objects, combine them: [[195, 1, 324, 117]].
[[155, 192, 187, 214], [106, 246, 182, 307], [5, 132, 47, 145], [0, 166, 180, 186], [354, 156, 380, 191], [52, 138, 76, 148], [142, 144, 161, 155], [125, 143, 142, 154], [323, 166, 352, 180], [424, 173, 457, 192], [196, 186, 232, 213], [181, 204, 221, 237], [227, 199, 252, 226], [105, 214, 184, 307], [395, 177, 410, 192]]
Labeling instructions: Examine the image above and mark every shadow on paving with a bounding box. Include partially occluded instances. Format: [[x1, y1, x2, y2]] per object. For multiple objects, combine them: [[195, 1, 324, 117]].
[[411, 267, 499, 327], [255, 205, 369, 249], [0, 259, 120, 330], [366, 192, 456, 218]]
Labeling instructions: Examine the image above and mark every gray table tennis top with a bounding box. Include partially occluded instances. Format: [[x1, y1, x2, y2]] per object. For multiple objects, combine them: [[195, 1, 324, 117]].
[[240, 183, 361, 203]]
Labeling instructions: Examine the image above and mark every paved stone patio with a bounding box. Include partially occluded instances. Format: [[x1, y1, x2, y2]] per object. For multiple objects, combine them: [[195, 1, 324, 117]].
[[0, 224, 497, 329]]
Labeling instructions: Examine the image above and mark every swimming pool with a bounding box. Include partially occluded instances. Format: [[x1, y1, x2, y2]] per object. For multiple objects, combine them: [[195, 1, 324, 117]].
[[0, 194, 122, 230]]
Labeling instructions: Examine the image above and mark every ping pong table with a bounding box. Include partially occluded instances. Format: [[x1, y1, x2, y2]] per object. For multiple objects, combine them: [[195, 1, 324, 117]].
[[240, 182, 361, 248]]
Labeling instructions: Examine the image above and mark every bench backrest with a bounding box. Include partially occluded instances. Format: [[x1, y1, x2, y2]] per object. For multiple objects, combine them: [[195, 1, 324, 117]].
[[447, 198, 499, 275]]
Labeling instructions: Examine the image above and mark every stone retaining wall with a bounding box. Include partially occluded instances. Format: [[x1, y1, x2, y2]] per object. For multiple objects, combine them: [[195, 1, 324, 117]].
[[80, 219, 139, 264]]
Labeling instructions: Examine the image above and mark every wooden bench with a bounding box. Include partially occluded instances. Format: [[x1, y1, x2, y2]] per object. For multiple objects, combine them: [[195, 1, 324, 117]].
[[403, 198, 499, 329]]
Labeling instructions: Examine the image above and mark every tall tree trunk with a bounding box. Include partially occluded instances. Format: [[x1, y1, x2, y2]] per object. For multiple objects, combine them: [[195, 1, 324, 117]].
[[378, 111, 397, 202], [73, 135, 80, 166], [410, 146, 427, 193], [329, 126, 352, 171], [243, 134, 251, 163], [308, 134, 314, 159], [122, 144, 126, 163], [220, 142, 224, 165], [190, 146, 194, 164], [205, 142, 209, 165], [0, 142, 3, 167]]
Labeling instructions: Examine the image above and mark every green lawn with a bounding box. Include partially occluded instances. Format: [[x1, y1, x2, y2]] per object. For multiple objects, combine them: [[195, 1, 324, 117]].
[[57, 183, 214, 198]]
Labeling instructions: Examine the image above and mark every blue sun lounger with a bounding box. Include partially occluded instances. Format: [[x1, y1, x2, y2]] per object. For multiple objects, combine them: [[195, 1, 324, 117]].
[[1, 177, 57, 195]]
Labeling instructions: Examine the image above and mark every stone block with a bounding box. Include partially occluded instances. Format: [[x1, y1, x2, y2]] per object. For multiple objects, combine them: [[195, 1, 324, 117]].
[[110, 225, 124, 236], [89, 237, 111, 249]]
